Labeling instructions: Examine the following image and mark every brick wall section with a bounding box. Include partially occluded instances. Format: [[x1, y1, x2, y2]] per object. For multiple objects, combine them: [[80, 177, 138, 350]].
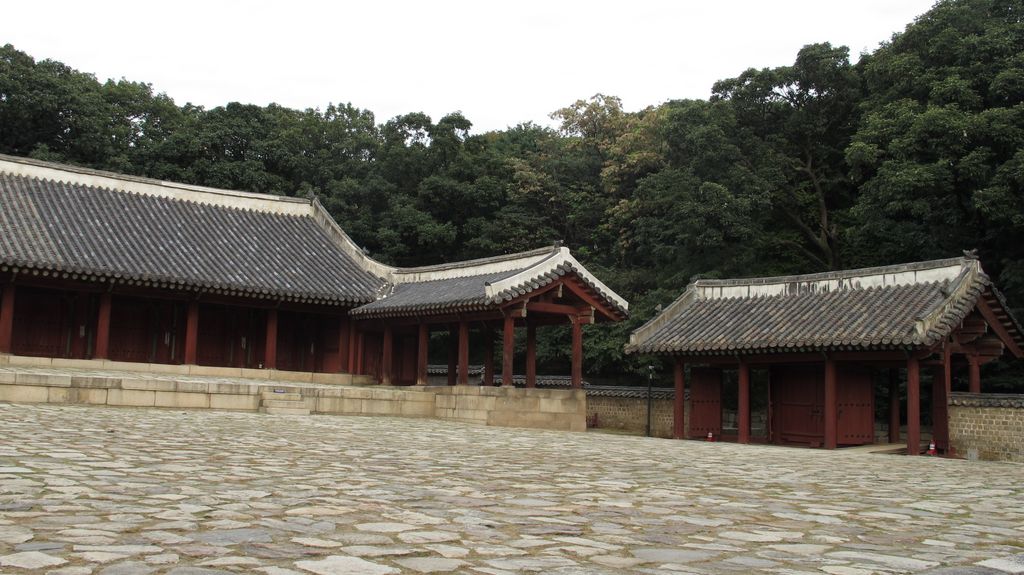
[[587, 396, 685, 439], [948, 392, 1024, 462]]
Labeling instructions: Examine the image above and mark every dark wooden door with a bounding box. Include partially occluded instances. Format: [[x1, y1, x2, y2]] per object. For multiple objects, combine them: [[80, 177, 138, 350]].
[[12, 288, 68, 358], [771, 365, 824, 446], [837, 365, 875, 445], [688, 367, 722, 439]]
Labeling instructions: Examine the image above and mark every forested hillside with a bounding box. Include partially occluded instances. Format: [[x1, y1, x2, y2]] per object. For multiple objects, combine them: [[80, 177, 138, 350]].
[[1, 0, 1021, 383]]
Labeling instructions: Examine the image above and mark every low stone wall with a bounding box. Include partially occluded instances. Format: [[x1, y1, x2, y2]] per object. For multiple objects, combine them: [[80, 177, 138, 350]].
[[0, 367, 585, 433], [587, 396, 679, 438], [949, 392, 1024, 462]]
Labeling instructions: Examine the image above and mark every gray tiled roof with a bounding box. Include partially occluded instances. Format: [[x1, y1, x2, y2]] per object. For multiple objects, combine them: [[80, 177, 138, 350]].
[[626, 257, 1024, 356], [351, 247, 630, 319], [0, 166, 385, 305]]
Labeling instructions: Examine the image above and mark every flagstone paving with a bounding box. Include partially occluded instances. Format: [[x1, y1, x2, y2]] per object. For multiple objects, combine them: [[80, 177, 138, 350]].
[[0, 403, 1022, 574]]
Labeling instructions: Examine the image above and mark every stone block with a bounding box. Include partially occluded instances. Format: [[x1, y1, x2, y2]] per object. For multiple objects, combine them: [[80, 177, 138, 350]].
[[268, 369, 313, 383], [154, 391, 210, 409], [0, 371, 16, 384], [51, 358, 102, 369], [240, 368, 272, 380], [47, 387, 70, 403], [174, 380, 211, 393], [400, 400, 435, 417], [74, 388, 108, 405], [6, 354, 52, 367], [207, 382, 258, 395], [0, 385, 51, 403], [70, 376, 117, 388], [351, 375, 378, 386], [101, 360, 153, 373], [15, 373, 71, 387], [106, 388, 156, 407], [261, 406, 310, 415], [453, 408, 489, 422], [363, 399, 401, 415], [209, 394, 260, 411], [312, 372, 352, 386], [121, 378, 176, 392], [189, 365, 244, 378]]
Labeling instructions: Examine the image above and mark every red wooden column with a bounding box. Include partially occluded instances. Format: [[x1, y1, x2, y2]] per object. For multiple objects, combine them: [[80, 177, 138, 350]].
[[570, 315, 583, 389], [525, 323, 537, 388], [482, 328, 495, 386], [502, 314, 515, 386], [339, 316, 351, 373], [0, 284, 14, 354], [738, 360, 751, 444], [906, 356, 921, 455], [93, 292, 113, 360], [931, 365, 949, 452], [416, 323, 429, 386], [264, 309, 278, 369], [824, 358, 837, 449], [673, 358, 685, 439], [967, 354, 981, 393], [184, 301, 199, 365], [457, 320, 469, 385], [381, 325, 394, 385], [888, 369, 900, 444], [356, 331, 365, 375], [347, 321, 359, 374], [447, 323, 457, 386]]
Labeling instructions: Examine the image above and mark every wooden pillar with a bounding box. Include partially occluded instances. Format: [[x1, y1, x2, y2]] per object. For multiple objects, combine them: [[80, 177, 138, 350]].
[[525, 323, 537, 388], [888, 369, 900, 444], [0, 284, 13, 354], [264, 309, 278, 369], [457, 320, 469, 385], [570, 316, 583, 389], [416, 323, 429, 386], [931, 365, 949, 452], [381, 325, 393, 385], [906, 356, 921, 455], [738, 360, 751, 444], [673, 358, 685, 439], [356, 332, 365, 375], [447, 324, 457, 386], [502, 314, 515, 386], [347, 321, 359, 374], [967, 354, 981, 393], [824, 358, 837, 449], [482, 328, 495, 386], [339, 316, 351, 373], [92, 292, 113, 360], [184, 301, 199, 365]]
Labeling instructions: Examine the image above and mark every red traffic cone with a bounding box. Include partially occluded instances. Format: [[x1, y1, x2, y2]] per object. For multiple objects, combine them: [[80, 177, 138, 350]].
[[706, 431, 715, 442], [926, 440, 937, 456]]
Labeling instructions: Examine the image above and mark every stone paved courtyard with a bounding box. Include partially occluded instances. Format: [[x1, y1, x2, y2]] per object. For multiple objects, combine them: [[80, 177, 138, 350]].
[[0, 403, 1022, 574]]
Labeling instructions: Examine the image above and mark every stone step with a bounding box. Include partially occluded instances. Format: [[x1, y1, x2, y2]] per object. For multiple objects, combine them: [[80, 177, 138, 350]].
[[260, 391, 302, 401], [351, 375, 378, 386], [261, 399, 308, 409], [259, 406, 311, 416]]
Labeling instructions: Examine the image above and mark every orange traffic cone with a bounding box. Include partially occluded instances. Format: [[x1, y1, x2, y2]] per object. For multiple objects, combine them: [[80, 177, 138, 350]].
[[706, 431, 715, 442], [926, 440, 937, 456]]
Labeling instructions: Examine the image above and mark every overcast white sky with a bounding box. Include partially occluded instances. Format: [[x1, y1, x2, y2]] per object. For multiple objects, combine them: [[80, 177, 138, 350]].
[[3, 0, 936, 133]]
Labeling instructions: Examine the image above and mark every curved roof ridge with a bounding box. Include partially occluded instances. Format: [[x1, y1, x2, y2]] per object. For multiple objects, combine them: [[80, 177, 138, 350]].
[[389, 246, 558, 284], [694, 257, 972, 289], [0, 153, 312, 215]]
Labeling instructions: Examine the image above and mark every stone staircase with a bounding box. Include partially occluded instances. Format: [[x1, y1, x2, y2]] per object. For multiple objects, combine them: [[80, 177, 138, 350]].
[[259, 389, 310, 415]]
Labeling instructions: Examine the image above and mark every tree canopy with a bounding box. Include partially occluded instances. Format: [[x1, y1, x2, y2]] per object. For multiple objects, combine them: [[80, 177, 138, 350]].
[[1, 0, 1022, 386]]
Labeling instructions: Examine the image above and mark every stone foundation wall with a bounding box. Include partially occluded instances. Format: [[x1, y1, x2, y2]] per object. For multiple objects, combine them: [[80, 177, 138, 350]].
[[949, 392, 1024, 462], [0, 367, 584, 433]]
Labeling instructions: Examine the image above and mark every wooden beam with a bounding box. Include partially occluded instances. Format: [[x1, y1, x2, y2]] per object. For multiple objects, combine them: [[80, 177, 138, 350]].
[[678, 350, 911, 365], [264, 309, 278, 370], [673, 359, 685, 439], [975, 297, 1024, 358], [416, 323, 429, 386], [560, 277, 624, 321], [824, 358, 837, 450], [906, 356, 921, 455], [0, 283, 12, 354], [525, 301, 589, 316], [502, 313, 515, 386], [525, 323, 537, 388]]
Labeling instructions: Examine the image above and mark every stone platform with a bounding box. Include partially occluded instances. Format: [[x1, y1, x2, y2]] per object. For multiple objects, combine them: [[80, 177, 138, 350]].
[[0, 363, 586, 432]]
